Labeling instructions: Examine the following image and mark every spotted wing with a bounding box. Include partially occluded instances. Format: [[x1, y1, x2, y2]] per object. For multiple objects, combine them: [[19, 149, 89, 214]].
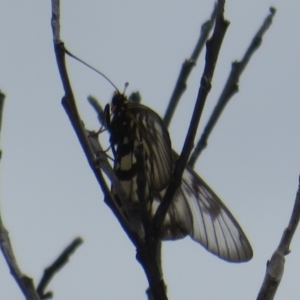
[[112, 102, 173, 204], [151, 160, 253, 262], [127, 104, 173, 191]]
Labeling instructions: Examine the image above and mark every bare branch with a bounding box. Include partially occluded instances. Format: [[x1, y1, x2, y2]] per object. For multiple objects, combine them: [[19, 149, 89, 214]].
[[163, 3, 217, 128], [0, 90, 40, 300], [189, 7, 276, 167], [51, 0, 60, 42], [51, 0, 144, 247], [36, 237, 83, 299], [257, 176, 300, 300], [153, 0, 229, 236]]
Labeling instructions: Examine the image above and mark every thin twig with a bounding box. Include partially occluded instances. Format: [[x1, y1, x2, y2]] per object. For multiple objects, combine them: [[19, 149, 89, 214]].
[[51, 0, 60, 42], [189, 7, 276, 167], [257, 176, 300, 300], [87, 95, 104, 124], [163, 3, 217, 128], [0, 90, 40, 300], [36, 237, 83, 299], [153, 0, 229, 236]]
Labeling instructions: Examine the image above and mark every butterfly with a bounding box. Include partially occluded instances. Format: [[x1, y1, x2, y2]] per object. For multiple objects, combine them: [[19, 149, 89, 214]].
[[104, 91, 253, 262]]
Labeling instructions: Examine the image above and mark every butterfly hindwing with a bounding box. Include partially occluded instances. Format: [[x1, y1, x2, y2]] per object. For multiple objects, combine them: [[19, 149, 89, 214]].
[[106, 92, 252, 262], [151, 154, 253, 262]]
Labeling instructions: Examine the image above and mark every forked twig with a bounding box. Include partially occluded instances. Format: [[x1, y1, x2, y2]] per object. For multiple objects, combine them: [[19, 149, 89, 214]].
[[257, 176, 300, 300], [153, 0, 229, 235], [51, 1, 142, 246], [36, 237, 83, 299], [163, 3, 217, 128], [189, 7, 276, 167], [0, 91, 40, 300]]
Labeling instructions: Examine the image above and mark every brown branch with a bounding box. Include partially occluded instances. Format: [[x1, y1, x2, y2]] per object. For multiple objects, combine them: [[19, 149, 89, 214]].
[[36, 237, 83, 299], [0, 199, 41, 300], [136, 239, 166, 300], [51, 1, 143, 246], [189, 7, 276, 167], [257, 176, 300, 300], [0, 90, 40, 300], [153, 0, 229, 235], [163, 3, 217, 128], [52, 0, 167, 294]]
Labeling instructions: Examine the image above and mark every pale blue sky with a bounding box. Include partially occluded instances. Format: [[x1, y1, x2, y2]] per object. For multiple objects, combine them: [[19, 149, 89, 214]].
[[1, 1, 300, 299]]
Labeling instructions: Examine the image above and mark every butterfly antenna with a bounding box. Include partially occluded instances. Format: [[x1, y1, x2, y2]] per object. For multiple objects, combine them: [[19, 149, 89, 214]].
[[64, 48, 119, 91]]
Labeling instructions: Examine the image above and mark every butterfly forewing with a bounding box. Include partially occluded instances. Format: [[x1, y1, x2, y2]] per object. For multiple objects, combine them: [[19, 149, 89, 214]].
[[108, 93, 172, 205], [152, 153, 253, 262], [129, 105, 173, 190]]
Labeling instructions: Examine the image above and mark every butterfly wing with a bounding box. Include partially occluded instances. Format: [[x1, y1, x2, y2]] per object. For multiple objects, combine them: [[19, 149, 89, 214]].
[[109, 95, 172, 204], [126, 104, 173, 191], [152, 157, 253, 262], [108, 93, 252, 262]]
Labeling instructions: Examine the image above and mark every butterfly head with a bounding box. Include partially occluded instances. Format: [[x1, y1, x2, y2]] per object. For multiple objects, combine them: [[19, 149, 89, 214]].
[[111, 91, 130, 114]]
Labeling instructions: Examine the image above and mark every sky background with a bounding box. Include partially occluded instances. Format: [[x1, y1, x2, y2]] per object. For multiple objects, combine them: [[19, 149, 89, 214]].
[[1, 1, 300, 299]]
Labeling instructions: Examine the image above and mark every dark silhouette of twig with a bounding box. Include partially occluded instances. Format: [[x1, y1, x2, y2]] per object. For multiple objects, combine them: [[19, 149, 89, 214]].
[[189, 7, 276, 167], [163, 3, 217, 128], [36, 237, 83, 299], [153, 0, 229, 237], [257, 176, 300, 300], [0, 90, 40, 300], [87, 95, 104, 124]]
